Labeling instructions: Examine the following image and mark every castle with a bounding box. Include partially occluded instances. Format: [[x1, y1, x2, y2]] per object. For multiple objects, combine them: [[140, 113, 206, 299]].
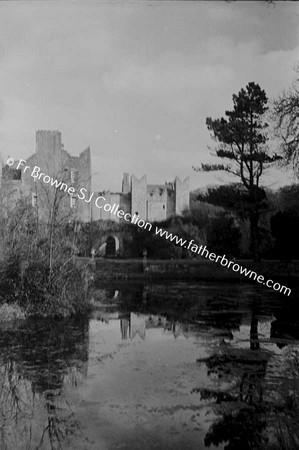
[[1, 130, 189, 223]]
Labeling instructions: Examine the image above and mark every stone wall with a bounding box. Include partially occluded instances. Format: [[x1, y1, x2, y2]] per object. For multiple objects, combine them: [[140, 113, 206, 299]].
[[166, 187, 176, 219], [131, 175, 147, 221], [175, 177, 189, 215], [0, 180, 23, 216], [66, 147, 92, 222], [146, 186, 167, 222]]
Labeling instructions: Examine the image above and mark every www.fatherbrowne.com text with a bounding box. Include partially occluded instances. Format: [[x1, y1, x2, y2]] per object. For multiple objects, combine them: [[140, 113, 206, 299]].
[[154, 228, 291, 296]]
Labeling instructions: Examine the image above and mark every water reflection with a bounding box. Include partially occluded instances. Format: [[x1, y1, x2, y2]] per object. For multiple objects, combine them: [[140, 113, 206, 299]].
[[0, 317, 89, 450], [0, 282, 298, 449], [194, 311, 271, 449]]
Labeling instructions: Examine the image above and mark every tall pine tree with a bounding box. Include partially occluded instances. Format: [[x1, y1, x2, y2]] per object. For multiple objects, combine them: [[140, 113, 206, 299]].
[[195, 82, 281, 261]]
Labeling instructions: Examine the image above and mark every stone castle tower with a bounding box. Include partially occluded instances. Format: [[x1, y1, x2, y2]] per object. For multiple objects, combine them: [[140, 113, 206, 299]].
[[130, 173, 189, 222], [131, 175, 147, 220], [174, 176, 189, 215], [1, 130, 92, 222], [1, 130, 190, 224], [91, 172, 190, 224]]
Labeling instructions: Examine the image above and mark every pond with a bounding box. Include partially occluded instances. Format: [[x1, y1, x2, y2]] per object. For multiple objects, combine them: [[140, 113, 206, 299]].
[[0, 282, 299, 449]]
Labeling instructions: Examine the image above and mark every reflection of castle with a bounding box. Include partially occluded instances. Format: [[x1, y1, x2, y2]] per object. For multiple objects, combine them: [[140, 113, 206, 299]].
[[120, 313, 167, 340], [1, 130, 189, 223], [120, 313, 197, 340]]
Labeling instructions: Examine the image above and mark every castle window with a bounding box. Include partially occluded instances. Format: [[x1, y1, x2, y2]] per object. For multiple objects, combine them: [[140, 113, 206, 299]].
[[163, 205, 165, 210], [13, 169, 21, 180], [70, 169, 77, 184], [32, 192, 37, 207], [70, 196, 77, 208]]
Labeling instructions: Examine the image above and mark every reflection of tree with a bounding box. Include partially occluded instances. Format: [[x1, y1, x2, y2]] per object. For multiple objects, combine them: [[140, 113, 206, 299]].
[[92, 282, 299, 449], [0, 317, 89, 449], [36, 391, 85, 450], [204, 408, 267, 450], [199, 310, 299, 449], [271, 304, 299, 349], [270, 306, 299, 450], [270, 347, 299, 450], [194, 310, 272, 449]]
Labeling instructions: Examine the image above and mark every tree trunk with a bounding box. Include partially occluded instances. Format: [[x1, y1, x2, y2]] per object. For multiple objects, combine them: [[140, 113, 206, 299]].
[[250, 212, 260, 262], [250, 311, 260, 350]]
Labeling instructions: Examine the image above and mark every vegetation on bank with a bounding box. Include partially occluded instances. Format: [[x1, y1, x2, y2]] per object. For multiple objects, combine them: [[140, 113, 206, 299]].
[[0, 198, 92, 318]]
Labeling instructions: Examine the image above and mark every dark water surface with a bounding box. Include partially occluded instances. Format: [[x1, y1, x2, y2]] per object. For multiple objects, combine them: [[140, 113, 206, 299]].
[[1, 282, 299, 450]]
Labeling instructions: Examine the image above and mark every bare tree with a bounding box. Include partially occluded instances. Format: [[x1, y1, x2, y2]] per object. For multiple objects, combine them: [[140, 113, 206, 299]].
[[273, 64, 299, 178]]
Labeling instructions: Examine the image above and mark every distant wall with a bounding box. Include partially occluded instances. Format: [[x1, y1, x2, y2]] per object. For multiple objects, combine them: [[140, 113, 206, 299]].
[[131, 175, 147, 221], [0, 180, 23, 215], [67, 147, 92, 222], [175, 177, 189, 215], [122, 173, 130, 194], [147, 187, 167, 222], [36, 130, 62, 174], [166, 188, 175, 219]]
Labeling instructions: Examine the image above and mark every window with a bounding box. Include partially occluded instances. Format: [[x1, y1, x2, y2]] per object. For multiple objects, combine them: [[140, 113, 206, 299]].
[[70, 196, 77, 208], [32, 192, 37, 207], [70, 169, 77, 184], [163, 205, 165, 210]]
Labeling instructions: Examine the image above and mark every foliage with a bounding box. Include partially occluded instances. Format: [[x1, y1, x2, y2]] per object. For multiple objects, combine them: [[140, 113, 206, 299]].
[[195, 184, 274, 257], [0, 198, 91, 317], [196, 183, 269, 219], [202, 82, 280, 185], [195, 82, 281, 261], [207, 212, 241, 257], [275, 184, 299, 212], [270, 208, 299, 260], [125, 215, 206, 259]]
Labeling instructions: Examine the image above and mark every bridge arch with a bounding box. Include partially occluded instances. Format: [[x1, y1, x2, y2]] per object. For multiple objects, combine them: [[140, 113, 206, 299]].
[[96, 234, 120, 257]]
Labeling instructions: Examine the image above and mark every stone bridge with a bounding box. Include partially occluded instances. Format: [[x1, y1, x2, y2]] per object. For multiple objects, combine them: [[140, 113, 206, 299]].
[[92, 232, 123, 258]]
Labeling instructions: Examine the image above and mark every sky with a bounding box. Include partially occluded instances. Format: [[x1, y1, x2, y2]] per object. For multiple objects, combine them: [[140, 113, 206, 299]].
[[0, 1, 298, 192]]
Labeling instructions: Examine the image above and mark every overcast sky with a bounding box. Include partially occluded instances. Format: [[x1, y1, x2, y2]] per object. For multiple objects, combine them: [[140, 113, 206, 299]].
[[0, 1, 298, 192]]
